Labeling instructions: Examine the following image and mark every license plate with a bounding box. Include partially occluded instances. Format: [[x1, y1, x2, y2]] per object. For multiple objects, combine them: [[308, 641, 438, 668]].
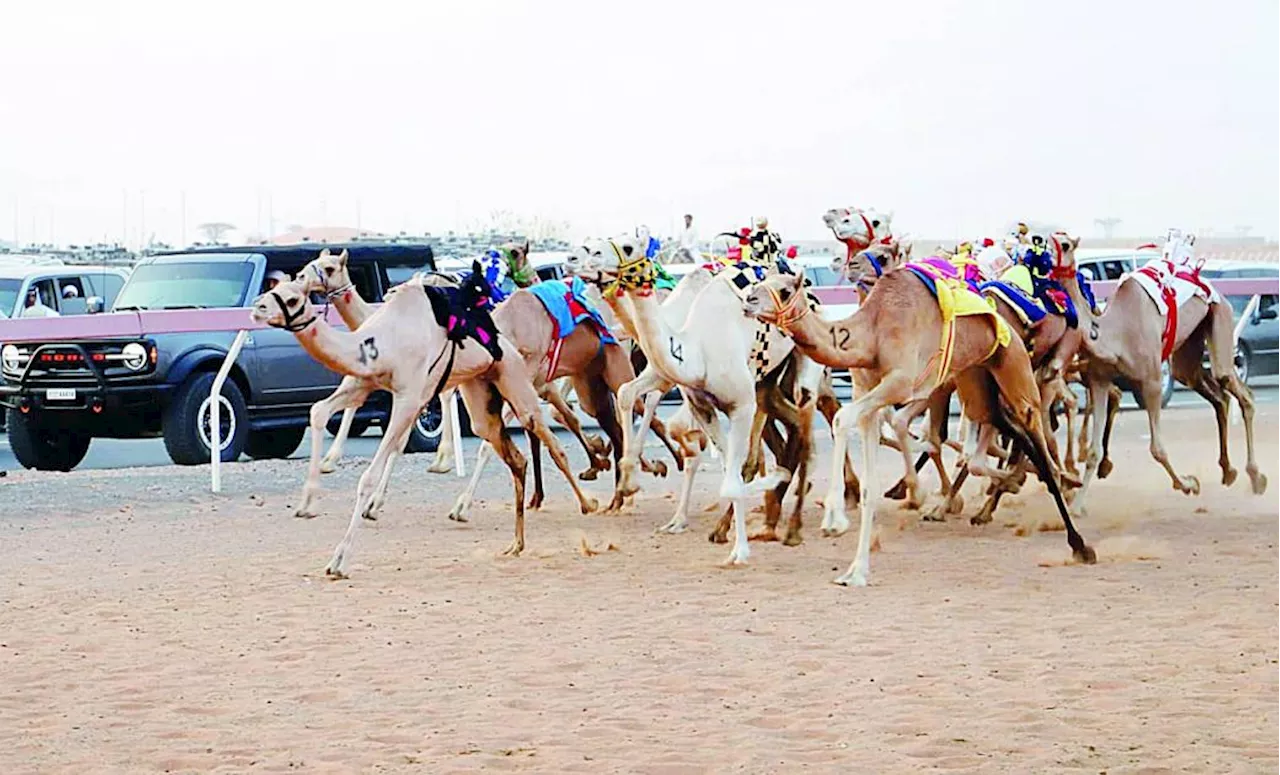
[[46, 388, 77, 401]]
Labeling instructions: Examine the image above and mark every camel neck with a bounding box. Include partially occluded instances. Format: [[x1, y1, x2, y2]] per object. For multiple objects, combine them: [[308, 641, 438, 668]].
[[783, 306, 876, 371], [291, 317, 377, 379], [1056, 266, 1119, 363], [329, 288, 374, 331], [626, 287, 698, 381]]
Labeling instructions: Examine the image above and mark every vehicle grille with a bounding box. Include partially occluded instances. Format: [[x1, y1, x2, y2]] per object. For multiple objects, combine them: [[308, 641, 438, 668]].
[[1, 340, 155, 385]]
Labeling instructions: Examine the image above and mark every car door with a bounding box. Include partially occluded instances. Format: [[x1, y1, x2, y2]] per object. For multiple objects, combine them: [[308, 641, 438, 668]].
[[1245, 293, 1279, 375]]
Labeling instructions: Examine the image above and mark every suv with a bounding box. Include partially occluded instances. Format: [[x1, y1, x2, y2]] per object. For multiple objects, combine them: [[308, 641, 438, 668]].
[[0, 259, 128, 319], [0, 242, 439, 471], [1198, 261, 1279, 384]]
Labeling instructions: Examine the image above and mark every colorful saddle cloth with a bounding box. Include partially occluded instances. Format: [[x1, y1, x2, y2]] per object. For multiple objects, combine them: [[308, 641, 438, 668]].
[[529, 277, 617, 345], [421, 264, 504, 362], [1123, 257, 1221, 361], [903, 259, 1012, 388], [978, 264, 1048, 326]]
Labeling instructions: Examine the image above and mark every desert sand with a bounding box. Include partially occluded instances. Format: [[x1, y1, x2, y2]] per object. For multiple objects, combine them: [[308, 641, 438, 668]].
[[1, 403, 1276, 774]]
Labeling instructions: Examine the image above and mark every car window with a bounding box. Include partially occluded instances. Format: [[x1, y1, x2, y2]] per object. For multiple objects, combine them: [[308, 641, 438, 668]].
[[1079, 264, 1099, 281], [113, 262, 253, 310], [806, 266, 842, 286], [1101, 260, 1128, 280], [536, 266, 562, 282], [57, 276, 86, 304], [0, 278, 20, 317], [32, 279, 57, 309]]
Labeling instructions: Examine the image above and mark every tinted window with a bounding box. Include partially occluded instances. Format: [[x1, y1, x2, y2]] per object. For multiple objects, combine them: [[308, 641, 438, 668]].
[[0, 278, 20, 317], [113, 262, 253, 310], [83, 272, 125, 302], [806, 266, 842, 286]]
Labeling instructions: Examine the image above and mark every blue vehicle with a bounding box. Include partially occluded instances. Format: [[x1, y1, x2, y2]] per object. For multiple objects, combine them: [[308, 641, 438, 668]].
[[0, 242, 438, 471]]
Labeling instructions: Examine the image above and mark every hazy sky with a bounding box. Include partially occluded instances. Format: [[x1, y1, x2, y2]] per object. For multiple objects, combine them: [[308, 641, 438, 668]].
[[1, 0, 1276, 247]]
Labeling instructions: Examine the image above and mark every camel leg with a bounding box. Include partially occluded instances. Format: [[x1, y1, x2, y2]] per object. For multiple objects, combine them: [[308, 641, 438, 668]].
[[833, 382, 902, 587], [458, 382, 529, 556], [446, 441, 495, 522], [640, 391, 681, 475], [1071, 379, 1111, 517], [631, 390, 666, 476], [320, 406, 357, 474], [886, 398, 933, 510], [296, 378, 369, 519], [573, 374, 627, 512], [324, 395, 416, 578], [718, 402, 761, 566], [1203, 304, 1267, 495], [821, 402, 858, 538], [1096, 385, 1122, 479], [497, 371, 599, 517], [658, 434, 703, 534], [614, 366, 669, 497], [544, 385, 610, 481], [1138, 377, 1201, 496], [426, 391, 457, 474]]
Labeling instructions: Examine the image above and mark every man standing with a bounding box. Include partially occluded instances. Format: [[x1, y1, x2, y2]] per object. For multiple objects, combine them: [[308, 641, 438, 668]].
[[676, 213, 699, 263]]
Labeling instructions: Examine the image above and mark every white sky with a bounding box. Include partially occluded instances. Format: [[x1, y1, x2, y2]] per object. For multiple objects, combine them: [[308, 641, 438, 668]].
[[1, 0, 1277, 246]]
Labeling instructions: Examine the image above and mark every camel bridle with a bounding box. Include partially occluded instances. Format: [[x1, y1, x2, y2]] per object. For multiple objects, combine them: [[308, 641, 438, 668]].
[[601, 240, 657, 298], [758, 281, 810, 334], [310, 263, 354, 301], [268, 291, 317, 333]]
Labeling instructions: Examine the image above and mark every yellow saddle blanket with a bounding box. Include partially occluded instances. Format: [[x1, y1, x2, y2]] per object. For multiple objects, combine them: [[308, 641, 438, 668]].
[[906, 260, 1012, 388]]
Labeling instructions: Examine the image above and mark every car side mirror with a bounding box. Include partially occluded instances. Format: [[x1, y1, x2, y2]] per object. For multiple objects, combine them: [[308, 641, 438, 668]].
[[1256, 306, 1277, 322], [85, 296, 105, 314]]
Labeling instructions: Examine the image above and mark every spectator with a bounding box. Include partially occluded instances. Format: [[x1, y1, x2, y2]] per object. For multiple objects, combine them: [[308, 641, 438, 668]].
[[19, 287, 60, 318], [676, 213, 699, 263], [62, 285, 79, 299], [264, 270, 290, 292]]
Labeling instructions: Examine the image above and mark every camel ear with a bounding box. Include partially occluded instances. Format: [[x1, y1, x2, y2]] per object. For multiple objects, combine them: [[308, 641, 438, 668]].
[[337, 249, 349, 266], [318, 248, 331, 259], [1070, 236, 1080, 250]]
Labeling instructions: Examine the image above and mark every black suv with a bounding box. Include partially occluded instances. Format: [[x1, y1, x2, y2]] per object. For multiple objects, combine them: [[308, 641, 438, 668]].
[[0, 242, 441, 471]]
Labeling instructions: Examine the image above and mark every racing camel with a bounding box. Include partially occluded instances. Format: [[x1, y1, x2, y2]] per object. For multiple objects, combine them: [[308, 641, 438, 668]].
[[742, 258, 1095, 586]]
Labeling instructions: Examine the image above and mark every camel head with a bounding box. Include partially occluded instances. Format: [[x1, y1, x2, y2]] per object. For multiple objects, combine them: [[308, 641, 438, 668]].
[[822, 206, 894, 249], [1045, 231, 1082, 276], [570, 234, 653, 296], [741, 270, 809, 330], [297, 248, 352, 298], [495, 240, 534, 286], [250, 278, 317, 332], [835, 236, 911, 288]]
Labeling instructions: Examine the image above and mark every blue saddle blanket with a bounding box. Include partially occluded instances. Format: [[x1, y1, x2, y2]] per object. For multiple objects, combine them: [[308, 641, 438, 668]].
[[528, 277, 617, 344], [977, 280, 1048, 324]]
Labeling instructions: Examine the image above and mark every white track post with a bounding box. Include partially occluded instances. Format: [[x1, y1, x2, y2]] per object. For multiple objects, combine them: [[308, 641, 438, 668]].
[[211, 329, 249, 493], [1227, 294, 1260, 426], [450, 390, 466, 477]]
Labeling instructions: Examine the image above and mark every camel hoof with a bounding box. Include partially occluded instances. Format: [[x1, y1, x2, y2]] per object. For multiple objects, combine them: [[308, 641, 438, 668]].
[[707, 529, 729, 544], [605, 493, 626, 512], [970, 511, 993, 526], [324, 567, 348, 580], [748, 528, 779, 543], [1179, 475, 1201, 496], [921, 507, 947, 523], [656, 519, 688, 535], [580, 497, 599, 515], [947, 493, 965, 515], [319, 460, 337, 475], [883, 481, 909, 500], [447, 511, 468, 523], [1250, 472, 1268, 495], [651, 460, 669, 478], [578, 468, 599, 482], [723, 546, 750, 566], [1097, 458, 1113, 479], [527, 495, 544, 510], [1074, 544, 1098, 565], [502, 541, 524, 557], [426, 461, 454, 474], [294, 510, 318, 520], [1221, 467, 1238, 487], [833, 568, 868, 587], [1060, 471, 1083, 490], [782, 531, 803, 547]]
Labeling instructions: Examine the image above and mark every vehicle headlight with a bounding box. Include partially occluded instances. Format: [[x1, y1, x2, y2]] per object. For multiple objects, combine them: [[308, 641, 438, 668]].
[[121, 342, 148, 371], [1, 344, 20, 372]]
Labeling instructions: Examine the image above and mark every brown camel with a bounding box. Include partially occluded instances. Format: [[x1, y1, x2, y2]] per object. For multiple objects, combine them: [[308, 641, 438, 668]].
[[742, 263, 1095, 586], [1048, 231, 1267, 517], [250, 269, 597, 578]]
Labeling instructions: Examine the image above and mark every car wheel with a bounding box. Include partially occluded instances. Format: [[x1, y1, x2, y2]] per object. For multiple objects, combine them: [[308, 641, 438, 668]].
[[245, 427, 306, 460], [325, 413, 370, 438], [403, 397, 444, 454], [163, 372, 248, 465], [1159, 360, 1175, 408], [1234, 342, 1251, 385], [6, 408, 91, 471]]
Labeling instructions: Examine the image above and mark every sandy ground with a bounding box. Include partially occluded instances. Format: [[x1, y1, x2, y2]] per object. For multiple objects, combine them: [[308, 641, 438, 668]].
[[1, 403, 1277, 774]]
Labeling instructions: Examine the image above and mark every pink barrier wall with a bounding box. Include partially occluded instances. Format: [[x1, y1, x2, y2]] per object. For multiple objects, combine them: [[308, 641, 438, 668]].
[[0, 305, 365, 344]]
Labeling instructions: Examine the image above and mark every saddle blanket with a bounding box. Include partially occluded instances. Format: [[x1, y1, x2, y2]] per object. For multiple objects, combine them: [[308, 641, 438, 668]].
[[979, 264, 1047, 326], [528, 277, 617, 345], [904, 260, 1012, 387], [1123, 258, 1221, 318]]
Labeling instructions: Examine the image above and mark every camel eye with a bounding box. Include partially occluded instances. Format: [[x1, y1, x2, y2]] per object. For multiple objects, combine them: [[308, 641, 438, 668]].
[[780, 288, 791, 301], [287, 297, 300, 308]]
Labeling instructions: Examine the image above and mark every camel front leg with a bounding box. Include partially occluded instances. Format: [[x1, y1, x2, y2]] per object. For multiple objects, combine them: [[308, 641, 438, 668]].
[[325, 396, 416, 579], [614, 367, 669, 497], [1071, 379, 1113, 517], [658, 433, 704, 534], [297, 378, 369, 519], [821, 403, 858, 537], [544, 384, 610, 480], [1220, 372, 1267, 494], [458, 382, 529, 556], [499, 373, 598, 517], [835, 397, 888, 587], [718, 402, 760, 566], [320, 407, 358, 474]]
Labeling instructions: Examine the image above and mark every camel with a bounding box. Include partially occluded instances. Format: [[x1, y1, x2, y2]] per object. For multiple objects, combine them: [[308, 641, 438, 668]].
[[250, 268, 598, 577], [294, 249, 675, 520], [572, 234, 798, 565], [742, 258, 1095, 586], [1047, 230, 1267, 517]]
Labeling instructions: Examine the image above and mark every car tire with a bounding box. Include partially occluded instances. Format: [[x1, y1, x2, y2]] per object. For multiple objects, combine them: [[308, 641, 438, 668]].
[[244, 427, 306, 460], [163, 372, 248, 466], [403, 397, 444, 454], [325, 414, 370, 438], [1234, 342, 1251, 385], [6, 408, 92, 471]]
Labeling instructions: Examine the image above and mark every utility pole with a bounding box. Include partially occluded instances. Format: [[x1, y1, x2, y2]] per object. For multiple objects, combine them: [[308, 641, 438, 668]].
[[180, 190, 187, 247], [139, 189, 146, 251]]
